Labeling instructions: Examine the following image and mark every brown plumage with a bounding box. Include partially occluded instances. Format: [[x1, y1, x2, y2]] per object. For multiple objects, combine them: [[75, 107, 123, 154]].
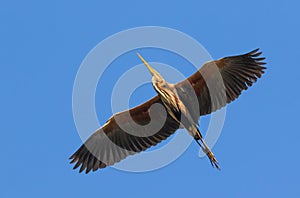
[[69, 49, 266, 173]]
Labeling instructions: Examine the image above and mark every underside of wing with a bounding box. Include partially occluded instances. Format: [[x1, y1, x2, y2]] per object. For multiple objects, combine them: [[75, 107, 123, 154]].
[[69, 96, 180, 173], [176, 48, 266, 118]]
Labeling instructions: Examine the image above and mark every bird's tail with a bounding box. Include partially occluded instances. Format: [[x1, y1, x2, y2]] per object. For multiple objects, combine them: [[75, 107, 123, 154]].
[[193, 126, 220, 170]]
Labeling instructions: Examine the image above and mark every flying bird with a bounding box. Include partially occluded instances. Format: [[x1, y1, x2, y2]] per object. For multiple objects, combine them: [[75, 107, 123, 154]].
[[69, 49, 266, 173]]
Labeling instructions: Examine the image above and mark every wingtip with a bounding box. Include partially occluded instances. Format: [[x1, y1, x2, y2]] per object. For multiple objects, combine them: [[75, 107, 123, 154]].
[[69, 158, 76, 164], [79, 166, 85, 173], [248, 48, 260, 55]]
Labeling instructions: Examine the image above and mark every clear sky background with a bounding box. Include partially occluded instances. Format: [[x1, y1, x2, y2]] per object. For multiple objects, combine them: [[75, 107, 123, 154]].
[[1, 0, 300, 197]]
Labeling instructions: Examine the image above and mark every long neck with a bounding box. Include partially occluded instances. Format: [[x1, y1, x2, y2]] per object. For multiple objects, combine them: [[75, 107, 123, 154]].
[[154, 83, 181, 122]]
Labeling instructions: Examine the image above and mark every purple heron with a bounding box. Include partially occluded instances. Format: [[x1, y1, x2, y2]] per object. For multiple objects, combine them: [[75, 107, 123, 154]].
[[69, 49, 266, 173]]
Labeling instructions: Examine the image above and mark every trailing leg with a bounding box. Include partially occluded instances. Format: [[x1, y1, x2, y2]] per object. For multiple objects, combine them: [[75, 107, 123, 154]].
[[193, 127, 220, 170]]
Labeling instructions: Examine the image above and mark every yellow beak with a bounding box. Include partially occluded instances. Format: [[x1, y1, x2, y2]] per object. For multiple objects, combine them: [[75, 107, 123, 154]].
[[137, 53, 159, 77]]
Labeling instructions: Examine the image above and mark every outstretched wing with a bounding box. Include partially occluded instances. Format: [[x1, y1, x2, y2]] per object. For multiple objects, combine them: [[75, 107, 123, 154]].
[[176, 48, 266, 119], [69, 97, 180, 173]]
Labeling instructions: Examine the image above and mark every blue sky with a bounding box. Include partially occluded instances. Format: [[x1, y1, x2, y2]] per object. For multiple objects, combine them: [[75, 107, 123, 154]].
[[1, 0, 300, 197]]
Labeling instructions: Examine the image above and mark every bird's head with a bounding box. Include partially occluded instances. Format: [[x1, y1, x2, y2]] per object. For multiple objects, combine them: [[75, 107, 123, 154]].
[[137, 53, 169, 93]]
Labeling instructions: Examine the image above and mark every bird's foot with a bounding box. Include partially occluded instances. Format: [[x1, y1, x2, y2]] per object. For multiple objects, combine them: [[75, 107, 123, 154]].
[[194, 138, 221, 170], [206, 150, 220, 170]]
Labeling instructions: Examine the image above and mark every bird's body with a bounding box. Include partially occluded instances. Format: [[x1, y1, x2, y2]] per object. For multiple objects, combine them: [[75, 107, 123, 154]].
[[70, 49, 266, 173]]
